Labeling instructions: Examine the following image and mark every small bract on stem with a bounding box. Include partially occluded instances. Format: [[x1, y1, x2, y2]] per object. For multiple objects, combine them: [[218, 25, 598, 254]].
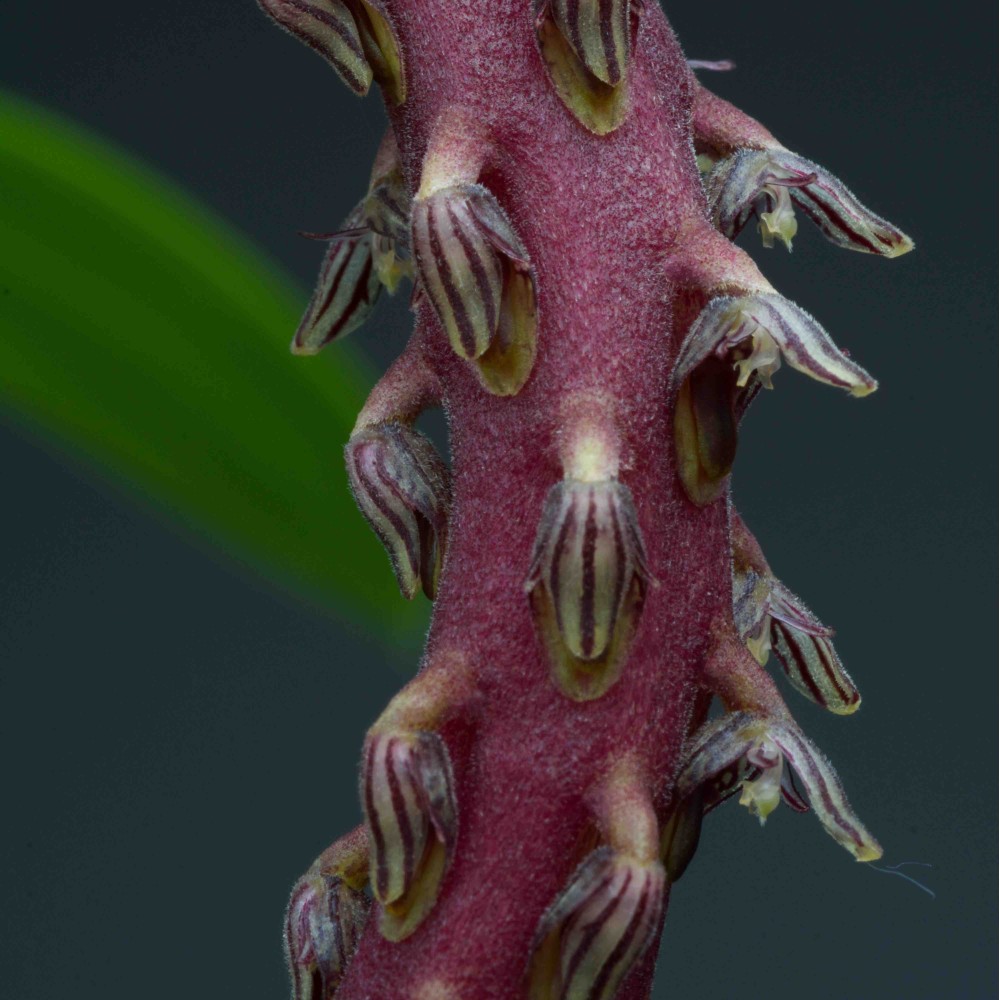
[[257, 1, 912, 996]]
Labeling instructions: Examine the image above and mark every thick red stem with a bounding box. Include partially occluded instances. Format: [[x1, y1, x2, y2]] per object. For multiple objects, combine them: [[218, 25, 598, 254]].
[[338, 3, 727, 996]]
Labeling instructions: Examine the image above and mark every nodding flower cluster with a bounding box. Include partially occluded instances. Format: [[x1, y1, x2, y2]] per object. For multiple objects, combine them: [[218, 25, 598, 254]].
[[258, 2, 911, 997]]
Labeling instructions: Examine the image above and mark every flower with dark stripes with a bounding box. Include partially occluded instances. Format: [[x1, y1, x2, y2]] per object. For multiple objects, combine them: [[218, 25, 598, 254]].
[[533, 0, 636, 134], [527, 847, 665, 1000], [345, 422, 451, 600], [284, 870, 369, 1000], [412, 182, 537, 394], [731, 516, 861, 714], [673, 291, 876, 505], [291, 205, 382, 355], [362, 730, 457, 941], [675, 292, 877, 397], [660, 713, 812, 883], [292, 141, 413, 354], [526, 478, 651, 697], [705, 146, 914, 256], [675, 711, 882, 861], [258, 0, 405, 103]]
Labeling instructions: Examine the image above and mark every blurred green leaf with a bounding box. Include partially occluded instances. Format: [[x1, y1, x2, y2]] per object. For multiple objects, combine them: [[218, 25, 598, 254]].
[[0, 91, 424, 644]]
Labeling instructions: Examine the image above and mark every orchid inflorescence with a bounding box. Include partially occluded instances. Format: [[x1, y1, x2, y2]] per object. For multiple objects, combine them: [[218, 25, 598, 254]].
[[257, 1, 912, 997]]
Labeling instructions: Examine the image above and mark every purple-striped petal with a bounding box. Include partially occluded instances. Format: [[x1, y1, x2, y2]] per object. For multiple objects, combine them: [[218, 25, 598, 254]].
[[729, 517, 860, 713], [767, 720, 882, 861], [706, 147, 914, 257], [767, 578, 834, 638], [770, 618, 861, 715], [345, 422, 451, 600], [284, 871, 369, 999], [675, 292, 877, 397], [780, 766, 810, 813], [549, 0, 633, 86], [350, 0, 406, 105], [362, 730, 457, 940], [292, 204, 382, 354], [463, 186, 530, 266], [528, 848, 665, 1000]]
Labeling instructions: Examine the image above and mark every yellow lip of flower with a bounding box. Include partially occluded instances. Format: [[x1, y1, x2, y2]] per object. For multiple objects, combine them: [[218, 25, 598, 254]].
[[757, 181, 799, 251]]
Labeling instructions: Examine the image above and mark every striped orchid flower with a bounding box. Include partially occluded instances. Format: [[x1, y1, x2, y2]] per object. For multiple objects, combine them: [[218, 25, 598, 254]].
[[527, 847, 665, 1000], [291, 208, 382, 356], [362, 729, 457, 941], [526, 477, 651, 700], [675, 711, 882, 862], [292, 142, 412, 355], [533, 0, 637, 134], [705, 146, 914, 257], [673, 291, 877, 504], [674, 292, 878, 398], [411, 181, 537, 395], [284, 869, 369, 1000], [259, 0, 404, 103], [345, 421, 451, 600], [731, 515, 861, 715]]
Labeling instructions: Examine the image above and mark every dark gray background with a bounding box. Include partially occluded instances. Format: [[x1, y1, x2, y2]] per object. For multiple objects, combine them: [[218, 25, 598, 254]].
[[1, 3, 994, 998]]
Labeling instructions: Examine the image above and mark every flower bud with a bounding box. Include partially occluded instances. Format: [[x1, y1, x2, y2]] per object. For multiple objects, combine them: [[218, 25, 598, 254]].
[[527, 848, 664, 1000], [345, 422, 450, 600], [412, 182, 537, 395], [362, 730, 457, 941], [526, 478, 650, 699], [260, 0, 372, 95], [534, 0, 634, 134], [291, 205, 381, 355], [549, 0, 632, 86], [284, 871, 369, 999]]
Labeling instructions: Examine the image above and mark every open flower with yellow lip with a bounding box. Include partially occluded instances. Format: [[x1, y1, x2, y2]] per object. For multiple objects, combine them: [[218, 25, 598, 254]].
[[674, 711, 882, 862], [705, 146, 914, 256]]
